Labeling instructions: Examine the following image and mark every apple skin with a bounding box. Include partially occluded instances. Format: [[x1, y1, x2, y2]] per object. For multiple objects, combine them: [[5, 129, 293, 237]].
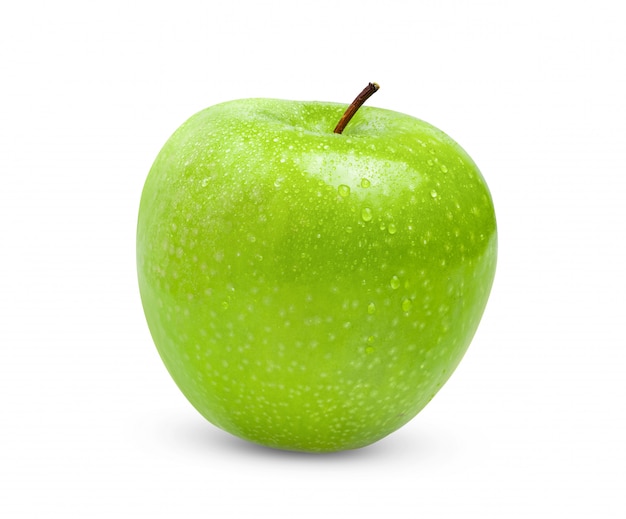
[[137, 97, 497, 452]]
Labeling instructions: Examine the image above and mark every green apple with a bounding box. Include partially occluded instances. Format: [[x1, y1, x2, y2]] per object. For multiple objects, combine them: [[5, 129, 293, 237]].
[[137, 84, 497, 453]]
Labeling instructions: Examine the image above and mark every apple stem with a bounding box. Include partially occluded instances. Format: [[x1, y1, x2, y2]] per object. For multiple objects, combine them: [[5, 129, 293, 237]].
[[333, 82, 380, 134]]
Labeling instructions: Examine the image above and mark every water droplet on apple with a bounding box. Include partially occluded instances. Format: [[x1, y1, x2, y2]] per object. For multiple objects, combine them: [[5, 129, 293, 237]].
[[338, 184, 351, 197], [367, 302, 376, 314], [361, 178, 371, 188], [387, 223, 397, 235], [221, 301, 229, 310], [274, 177, 284, 188], [430, 189, 438, 198], [365, 346, 375, 354], [440, 164, 448, 173], [402, 298, 412, 312], [361, 207, 373, 222], [390, 276, 400, 289]]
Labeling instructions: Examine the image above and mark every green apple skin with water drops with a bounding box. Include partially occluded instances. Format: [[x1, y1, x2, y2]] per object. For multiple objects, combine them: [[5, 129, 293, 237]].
[[137, 86, 497, 453]]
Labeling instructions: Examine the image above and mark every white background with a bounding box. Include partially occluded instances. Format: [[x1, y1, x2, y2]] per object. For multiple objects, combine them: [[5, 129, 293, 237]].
[[1, 1, 625, 517]]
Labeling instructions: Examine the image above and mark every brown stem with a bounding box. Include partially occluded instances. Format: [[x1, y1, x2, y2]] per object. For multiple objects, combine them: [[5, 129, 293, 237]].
[[333, 82, 380, 134]]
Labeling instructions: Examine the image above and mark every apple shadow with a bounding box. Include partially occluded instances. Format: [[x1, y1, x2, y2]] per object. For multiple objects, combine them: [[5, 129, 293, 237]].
[[161, 416, 451, 463]]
